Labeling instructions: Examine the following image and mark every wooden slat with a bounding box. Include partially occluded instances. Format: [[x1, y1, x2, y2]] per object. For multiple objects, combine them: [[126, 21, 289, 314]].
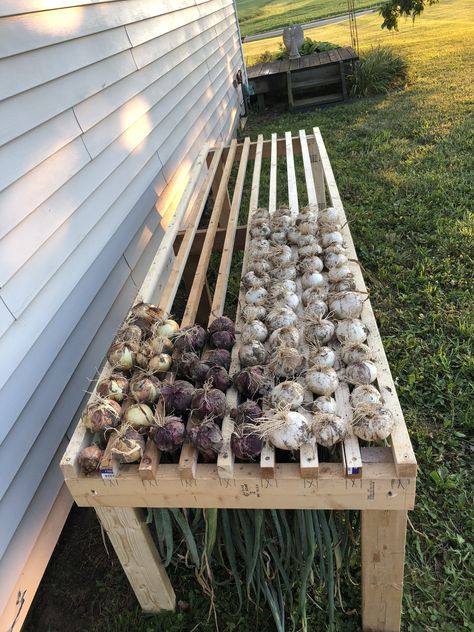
[[218, 134, 263, 479], [174, 225, 247, 256], [298, 129, 317, 210], [336, 382, 363, 478], [269, 133, 278, 213], [285, 130, 299, 216], [312, 127, 417, 478], [138, 438, 161, 480]]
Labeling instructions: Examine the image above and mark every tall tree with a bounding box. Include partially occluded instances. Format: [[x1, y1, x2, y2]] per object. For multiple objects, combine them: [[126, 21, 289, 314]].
[[379, 0, 439, 30]]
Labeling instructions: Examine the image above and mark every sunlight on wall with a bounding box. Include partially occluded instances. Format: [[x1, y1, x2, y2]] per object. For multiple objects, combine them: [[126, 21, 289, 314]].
[[120, 98, 153, 152], [156, 158, 193, 229], [33, 6, 84, 35]]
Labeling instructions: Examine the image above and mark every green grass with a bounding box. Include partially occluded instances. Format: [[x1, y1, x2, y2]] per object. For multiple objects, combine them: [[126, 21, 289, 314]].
[[236, 0, 380, 37], [25, 1, 473, 630]]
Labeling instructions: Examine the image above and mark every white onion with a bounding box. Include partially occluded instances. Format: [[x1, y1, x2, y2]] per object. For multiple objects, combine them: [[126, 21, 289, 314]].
[[270, 381, 305, 410], [304, 299, 328, 319], [241, 303, 267, 322], [302, 271, 325, 289], [324, 251, 348, 269], [353, 404, 395, 441], [269, 326, 300, 349], [335, 318, 368, 344], [299, 242, 323, 258], [239, 340, 268, 367], [321, 231, 344, 248], [155, 319, 180, 339], [312, 396, 337, 415], [319, 206, 339, 225], [241, 319, 268, 343], [340, 342, 372, 365], [300, 256, 324, 273], [329, 291, 365, 319], [345, 360, 377, 385], [306, 367, 339, 395], [245, 286, 268, 305], [267, 307, 298, 330], [311, 413, 348, 447], [309, 346, 336, 368], [350, 384, 382, 407], [148, 353, 172, 374], [124, 403, 154, 429], [328, 265, 353, 283], [269, 346, 305, 377], [304, 317, 335, 344]]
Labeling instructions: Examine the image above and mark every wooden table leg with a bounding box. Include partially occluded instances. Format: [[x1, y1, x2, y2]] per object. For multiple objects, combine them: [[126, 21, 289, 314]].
[[96, 507, 175, 613], [361, 510, 408, 632]]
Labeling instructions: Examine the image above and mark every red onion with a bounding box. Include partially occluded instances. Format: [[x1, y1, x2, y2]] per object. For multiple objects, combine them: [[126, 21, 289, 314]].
[[205, 366, 232, 392], [83, 399, 121, 433], [173, 325, 207, 353], [78, 444, 104, 474], [152, 416, 186, 452], [208, 316, 235, 336], [191, 386, 226, 421], [97, 373, 129, 402], [160, 379, 195, 413], [173, 350, 200, 379], [188, 419, 223, 460], [190, 362, 212, 387], [210, 330, 235, 351], [231, 432, 263, 460], [201, 348, 231, 371], [230, 400, 262, 425], [233, 367, 271, 398]]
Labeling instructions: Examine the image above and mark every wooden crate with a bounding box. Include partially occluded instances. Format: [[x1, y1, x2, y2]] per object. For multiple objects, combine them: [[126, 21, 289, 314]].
[[61, 129, 417, 632]]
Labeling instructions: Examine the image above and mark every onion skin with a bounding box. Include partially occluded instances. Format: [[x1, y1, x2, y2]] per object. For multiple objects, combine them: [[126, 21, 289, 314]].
[[190, 362, 212, 387], [123, 403, 154, 430], [191, 387, 226, 421], [231, 432, 263, 460], [208, 316, 236, 336], [230, 400, 262, 425], [188, 420, 223, 460], [155, 319, 180, 339], [152, 417, 186, 452], [160, 379, 195, 413], [150, 335, 174, 356], [205, 366, 232, 392], [210, 330, 235, 351], [148, 353, 173, 375], [83, 399, 121, 433], [97, 374, 129, 403], [130, 374, 161, 403], [173, 325, 207, 353], [78, 445, 104, 474], [201, 349, 232, 371], [233, 367, 270, 398], [107, 341, 138, 371], [117, 325, 142, 343], [130, 302, 165, 324], [173, 351, 200, 380], [111, 427, 146, 463]]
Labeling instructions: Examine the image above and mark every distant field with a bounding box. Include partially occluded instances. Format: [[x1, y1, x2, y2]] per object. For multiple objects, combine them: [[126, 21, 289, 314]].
[[236, 0, 380, 37]]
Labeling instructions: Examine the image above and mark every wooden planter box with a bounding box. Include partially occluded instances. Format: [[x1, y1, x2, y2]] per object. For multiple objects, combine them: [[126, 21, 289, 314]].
[[62, 128, 417, 632]]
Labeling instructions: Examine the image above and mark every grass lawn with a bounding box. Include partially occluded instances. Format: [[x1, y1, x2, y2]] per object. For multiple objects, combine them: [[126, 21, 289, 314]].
[[25, 1, 473, 630], [236, 0, 379, 37]]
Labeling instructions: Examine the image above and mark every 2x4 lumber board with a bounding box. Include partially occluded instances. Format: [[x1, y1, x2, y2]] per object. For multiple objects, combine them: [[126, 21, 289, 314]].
[[181, 139, 238, 328], [160, 144, 224, 314], [361, 510, 408, 632], [269, 133, 278, 212], [218, 135, 264, 479], [307, 134, 326, 210], [312, 127, 417, 478], [96, 507, 175, 613], [174, 225, 247, 255], [299, 129, 318, 209], [65, 462, 416, 511], [138, 437, 162, 480], [337, 382, 363, 478], [285, 130, 299, 215], [61, 144, 210, 479]]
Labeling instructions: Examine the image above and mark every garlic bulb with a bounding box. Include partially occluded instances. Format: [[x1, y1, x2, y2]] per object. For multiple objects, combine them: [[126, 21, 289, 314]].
[[335, 319, 368, 344], [270, 381, 305, 410], [321, 231, 344, 248], [350, 384, 382, 407], [345, 360, 377, 385], [328, 265, 353, 283], [266, 307, 298, 331], [311, 413, 348, 447], [241, 320, 268, 343], [268, 326, 300, 349], [304, 317, 335, 345], [305, 367, 339, 396], [353, 405, 395, 441], [241, 271, 270, 289], [245, 286, 268, 305], [269, 346, 305, 377], [340, 342, 372, 365], [239, 341, 268, 367], [312, 396, 337, 415], [329, 291, 365, 319], [309, 346, 336, 369], [241, 303, 267, 322]]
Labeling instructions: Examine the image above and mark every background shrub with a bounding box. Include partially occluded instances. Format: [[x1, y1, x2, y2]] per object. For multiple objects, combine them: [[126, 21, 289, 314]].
[[350, 45, 410, 96]]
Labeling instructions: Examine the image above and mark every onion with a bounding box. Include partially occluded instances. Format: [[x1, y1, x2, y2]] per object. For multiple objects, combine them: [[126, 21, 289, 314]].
[[269, 346, 305, 377], [241, 303, 266, 322], [160, 379, 194, 413], [266, 307, 297, 331], [345, 360, 377, 385], [252, 259, 271, 276], [130, 374, 161, 403], [299, 242, 323, 258], [148, 353, 172, 375], [231, 431, 263, 460], [304, 300, 328, 319], [312, 396, 337, 415], [191, 386, 226, 421], [107, 341, 138, 371], [112, 427, 146, 463], [188, 419, 223, 460], [205, 366, 232, 392], [268, 326, 299, 349], [241, 271, 270, 289], [190, 362, 212, 387], [152, 416, 186, 452], [239, 340, 268, 367], [319, 206, 339, 225], [350, 384, 382, 407], [173, 350, 200, 379], [241, 320, 268, 344], [328, 266, 353, 284], [270, 381, 304, 409], [123, 403, 154, 429], [324, 251, 348, 269], [150, 335, 174, 356], [309, 346, 336, 369], [321, 231, 344, 248], [332, 278, 357, 292], [78, 444, 104, 474], [83, 399, 121, 433], [335, 318, 368, 344], [353, 404, 395, 441], [130, 302, 165, 325], [341, 342, 372, 365], [97, 374, 129, 403], [245, 286, 267, 305], [155, 319, 180, 339], [173, 325, 207, 353], [311, 413, 348, 447], [230, 400, 262, 425], [233, 367, 271, 398], [302, 271, 325, 290], [306, 367, 339, 396], [117, 325, 142, 343], [201, 348, 231, 371], [304, 316, 335, 345], [255, 410, 309, 451], [208, 316, 236, 335], [210, 330, 235, 350]]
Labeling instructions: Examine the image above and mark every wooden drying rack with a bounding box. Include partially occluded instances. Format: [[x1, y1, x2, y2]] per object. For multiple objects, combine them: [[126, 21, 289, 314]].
[[61, 128, 417, 632]]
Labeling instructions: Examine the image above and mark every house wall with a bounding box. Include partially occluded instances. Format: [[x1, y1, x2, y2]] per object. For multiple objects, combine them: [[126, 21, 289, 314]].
[[0, 1, 244, 627]]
